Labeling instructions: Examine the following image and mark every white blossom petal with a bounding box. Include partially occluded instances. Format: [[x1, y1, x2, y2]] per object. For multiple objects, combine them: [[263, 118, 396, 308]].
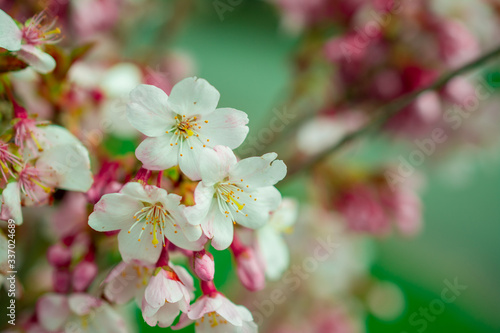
[[199, 108, 249, 149], [117, 226, 162, 265], [257, 226, 289, 280], [229, 153, 287, 188], [40, 125, 84, 149], [216, 295, 244, 326], [119, 182, 167, 204], [156, 302, 181, 328], [17, 45, 56, 74], [127, 84, 176, 137], [144, 273, 168, 308], [207, 202, 234, 250], [199, 145, 236, 186], [135, 135, 179, 171], [177, 136, 204, 180], [184, 183, 215, 225], [163, 217, 204, 251], [0, 182, 22, 224], [0, 10, 21, 51], [36, 143, 93, 192], [89, 193, 142, 231], [187, 296, 222, 320], [163, 203, 202, 242], [166, 77, 220, 117], [235, 186, 282, 229]]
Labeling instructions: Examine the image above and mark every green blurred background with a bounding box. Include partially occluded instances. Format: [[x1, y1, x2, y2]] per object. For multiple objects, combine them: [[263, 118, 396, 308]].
[[126, 1, 500, 332]]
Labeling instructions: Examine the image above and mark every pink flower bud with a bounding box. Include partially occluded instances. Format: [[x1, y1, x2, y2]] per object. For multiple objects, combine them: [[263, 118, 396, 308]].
[[72, 261, 98, 292], [47, 244, 72, 268], [236, 249, 265, 292], [193, 250, 214, 282], [53, 269, 71, 293]]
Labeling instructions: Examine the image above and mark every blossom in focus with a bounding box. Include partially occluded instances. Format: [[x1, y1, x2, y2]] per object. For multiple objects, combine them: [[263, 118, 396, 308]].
[[174, 293, 257, 333], [185, 145, 286, 250], [256, 198, 298, 280], [36, 293, 128, 333], [88, 182, 204, 264], [142, 263, 194, 328], [0, 9, 60, 74], [126, 77, 249, 180]]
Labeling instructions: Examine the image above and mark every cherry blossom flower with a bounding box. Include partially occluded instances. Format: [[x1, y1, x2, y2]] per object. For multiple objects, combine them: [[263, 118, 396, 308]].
[[142, 263, 194, 328], [173, 293, 257, 333], [0, 10, 60, 74], [256, 198, 298, 280], [126, 77, 249, 180], [88, 182, 204, 264], [36, 293, 127, 333], [185, 145, 286, 250], [103, 260, 154, 305]]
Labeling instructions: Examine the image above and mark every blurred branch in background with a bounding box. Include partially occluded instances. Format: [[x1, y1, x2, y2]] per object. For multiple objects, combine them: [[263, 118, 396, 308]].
[[283, 44, 500, 181]]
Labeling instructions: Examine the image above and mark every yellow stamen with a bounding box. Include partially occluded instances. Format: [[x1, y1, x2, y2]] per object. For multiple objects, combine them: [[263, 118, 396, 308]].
[[152, 221, 159, 245], [30, 177, 51, 193], [210, 313, 219, 327], [29, 131, 43, 152], [227, 195, 244, 210], [0, 160, 9, 173]]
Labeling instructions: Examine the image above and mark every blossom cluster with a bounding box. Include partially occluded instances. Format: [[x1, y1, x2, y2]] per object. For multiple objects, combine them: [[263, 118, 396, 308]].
[[0, 6, 293, 332], [0, 1, 498, 332]]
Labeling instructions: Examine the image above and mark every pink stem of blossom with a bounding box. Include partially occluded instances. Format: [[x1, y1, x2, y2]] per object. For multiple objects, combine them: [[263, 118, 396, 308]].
[[229, 231, 246, 257], [135, 167, 151, 184], [200, 280, 217, 296], [155, 240, 170, 267], [156, 171, 163, 187], [3, 82, 28, 118]]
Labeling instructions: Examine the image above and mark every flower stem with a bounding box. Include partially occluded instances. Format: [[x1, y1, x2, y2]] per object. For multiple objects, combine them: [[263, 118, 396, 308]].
[[200, 280, 217, 296], [156, 243, 170, 268]]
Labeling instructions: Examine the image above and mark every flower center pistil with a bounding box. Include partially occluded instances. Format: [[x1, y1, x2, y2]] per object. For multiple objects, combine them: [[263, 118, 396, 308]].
[[18, 165, 52, 201], [165, 114, 210, 146], [21, 12, 61, 46], [215, 183, 250, 221], [0, 143, 21, 182], [129, 203, 179, 247]]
